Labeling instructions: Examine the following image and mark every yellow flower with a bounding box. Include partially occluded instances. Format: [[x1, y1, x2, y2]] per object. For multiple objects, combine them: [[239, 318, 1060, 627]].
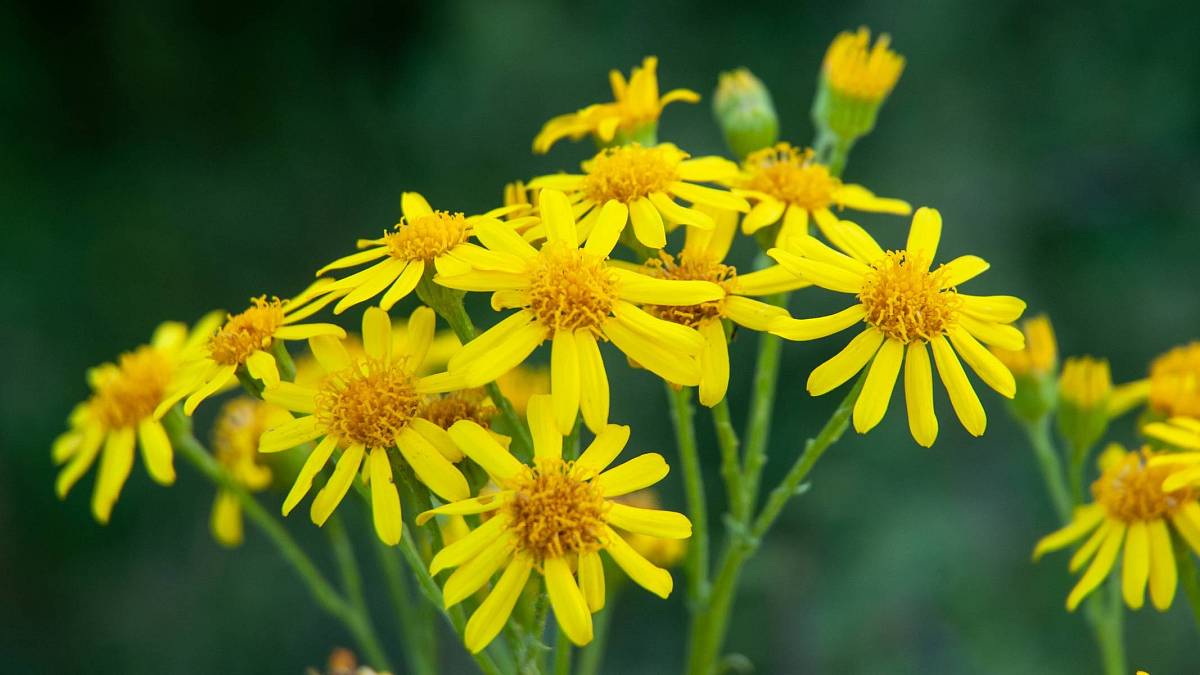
[[209, 397, 290, 547], [731, 143, 910, 246], [822, 27, 905, 102], [52, 314, 221, 523], [314, 192, 514, 315], [1059, 356, 1112, 409], [637, 207, 809, 405], [495, 365, 551, 416], [155, 284, 345, 417], [529, 144, 749, 249], [1149, 342, 1200, 419], [1033, 445, 1200, 611], [417, 395, 690, 652], [435, 189, 725, 434], [532, 56, 699, 154], [1145, 417, 1200, 454], [767, 208, 1026, 446], [992, 315, 1057, 377], [256, 306, 469, 545], [292, 324, 463, 389]]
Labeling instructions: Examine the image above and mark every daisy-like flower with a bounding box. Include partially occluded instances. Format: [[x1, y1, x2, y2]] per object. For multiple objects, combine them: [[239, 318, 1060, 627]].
[[730, 143, 910, 246], [53, 314, 221, 523], [1143, 418, 1200, 491], [1148, 343, 1200, 419], [155, 284, 345, 417], [1034, 444, 1200, 611], [991, 314, 1058, 378], [314, 192, 517, 315], [821, 27, 905, 103], [256, 306, 469, 545], [209, 397, 289, 547], [532, 56, 699, 154], [529, 143, 749, 249], [636, 207, 809, 405], [767, 208, 1026, 446], [435, 189, 724, 434], [416, 395, 690, 652]]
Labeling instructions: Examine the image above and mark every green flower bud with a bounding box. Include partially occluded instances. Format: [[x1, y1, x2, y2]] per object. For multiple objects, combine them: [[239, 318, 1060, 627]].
[[713, 68, 778, 160]]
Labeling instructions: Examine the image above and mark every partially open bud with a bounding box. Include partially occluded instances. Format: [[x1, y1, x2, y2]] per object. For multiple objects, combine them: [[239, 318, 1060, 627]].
[[992, 315, 1058, 423], [812, 27, 904, 166], [713, 68, 778, 160], [1057, 356, 1113, 453]]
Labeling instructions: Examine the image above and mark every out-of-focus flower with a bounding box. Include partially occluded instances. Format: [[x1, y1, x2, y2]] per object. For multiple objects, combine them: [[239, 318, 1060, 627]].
[[1149, 342, 1200, 419], [529, 144, 748, 250], [728, 143, 909, 247], [533, 56, 699, 153], [768, 208, 1025, 446], [435, 189, 724, 434], [209, 397, 290, 547], [712, 68, 778, 160], [495, 366, 551, 417], [305, 647, 389, 675], [419, 395, 689, 653], [53, 314, 221, 523], [1058, 356, 1112, 452], [257, 307, 469, 545], [1034, 444, 1200, 612], [992, 315, 1058, 422], [812, 27, 904, 143]]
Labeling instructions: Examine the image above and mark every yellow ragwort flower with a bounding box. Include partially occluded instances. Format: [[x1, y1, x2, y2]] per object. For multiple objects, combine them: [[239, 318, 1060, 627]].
[[417, 395, 689, 652], [1034, 444, 1200, 611], [1149, 342, 1200, 419], [435, 189, 724, 434], [53, 314, 221, 523], [768, 208, 1026, 446], [529, 143, 749, 249], [1143, 418, 1200, 492], [1059, 356, 1112, 409], [314, 192, 516, 315], [992, 314, 1057, 377], [156, 288, 345, 418], [730, 143, 910, 246], [209, 397, 289, 547], [257, 306, 469, 545], [495, 365, 551, 417], [532, 56, 699, 154], [822, 27, 905, 102], [637, 206, 809, 405]]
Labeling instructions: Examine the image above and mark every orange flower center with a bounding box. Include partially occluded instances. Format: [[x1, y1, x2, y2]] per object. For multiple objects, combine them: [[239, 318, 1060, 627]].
[[1093, 451, 1194, 522], [385, 211, 470, 261], [209, 298, 286, 366], [582, 144, 683, 203], [315, 359, 420, 448], [1150, 342, 1200, 418], [526, 242, 618, 332], [421, 390, 497, 430], [642, 251, 734, 328], [858, 251, 959, 343], [506, 459, 607, 560], [91, 347, 174, 428], [742, 144, 838, 210]]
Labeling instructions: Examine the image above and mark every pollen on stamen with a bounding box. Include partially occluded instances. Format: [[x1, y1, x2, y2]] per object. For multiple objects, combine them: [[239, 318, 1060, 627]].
[[1093, 450, 1194, 522], [643, 251, 734, 328], [420, 389, 497, 430], [858, 251, 959, 343], [209, 297, 286, 366], [582, 144, 686, 204], [742, 144, 838, 210], [92, 347, 174, 428], [526, 242, 618, 332], [385, 211, 470, 261], [315, 359, 421, 449], [506, 459, 608, 561]]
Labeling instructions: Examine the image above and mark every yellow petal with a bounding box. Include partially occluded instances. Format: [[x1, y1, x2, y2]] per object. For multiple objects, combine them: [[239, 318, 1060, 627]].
[[183, 365, 237, 415], [766, 249, 863, 294], [315, 246, 390, 277], [647, 192, 714, 229], [583, 200, 629, 258], [137, 419, 175, 485], [454, 320, 546, 388], [596, 453, 669, 497], [443, 533, 515, 608], [957, 315, 1026, 352], [1070, 519, 1114, 572], [576, 330, 610, 433], [333, 258, 406, 314], [416, 491, 512, 526], [1067, 522, 1125, 611], [211, 491, 243, 547], [741, 199, 785, 234], [56, 425, 104, 498], [959, 295, 1027, 323], [722, 296, 788, 332], [930, 335, 986, 437], [903, 342, 939, 447], [578, 550, 606, 612], [853, 338, 904, 434], [603, 319, 701, 387], [310, 444, 364, 526], [612, 301, 706, 354], [1033, 504, 1106, 560], [574, 424, 630, 478], [807, 327, 884, 396], [283, 436, 338, 515], [528, 394, 563, 461], [606, 503, 691, 538], [92, 427, 136, 524], [667, 181, 750, 212], [401, 191, 434, 220], [540, 189, 578, 246], [612, 268, 724, 305], [447, 420, 526, 482], [430, 513, 512, 575], [1147, 518, 1178, 611], [938, 255, 990, 288], [676, 156, 738, 182], [309, 334, 352, 372], [628, 197, 667, 249], [449, 310, 537, 373], [947, 325, 1016, 398], [1122, 520, 1150, 610], [551, 330, 581, 434], [259, 416, 323, 453], [465, 556, 534, 653], [906, 207, 942, 269], [379, 260, 424, 311], [545, 557, 594, 646], [770, 305, 865, 341], [409, 417, 464, 462], [369, 447, 403, 545], [474, 218, 538, 259], [602, 526, 673, 598], [263, 382, 318, 414], [396, 427, 470, 502], [698, 320, 730, 407]]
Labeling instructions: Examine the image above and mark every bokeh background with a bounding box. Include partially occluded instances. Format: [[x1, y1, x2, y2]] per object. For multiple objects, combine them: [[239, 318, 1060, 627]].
[[3, 1, 1199, 672]]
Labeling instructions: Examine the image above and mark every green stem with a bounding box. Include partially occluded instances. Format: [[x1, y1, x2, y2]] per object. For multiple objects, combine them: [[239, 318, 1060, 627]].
[[552, 624, 572, 675], [327, 516, 393, 671], [711, 399, 746, 523], [738, 299, 786, 521], [1079, 581, 1125, 675], [574, 601, 613, 675], [686, 373, 864, 675], [270, 340, 297, 382], [372, 536, 437, 675], [1174, 537, 1200, 632], [161, 408, 391, 670], [1021, 417, 1072, 523], [813, 129, 856, 178], [666, 384, 709, 608]]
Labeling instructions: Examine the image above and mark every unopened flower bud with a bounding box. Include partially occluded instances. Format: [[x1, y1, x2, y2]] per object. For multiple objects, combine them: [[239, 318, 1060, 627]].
[[1057, 356, 1113, 453], [992, 315, 1058, 423], [713, 68, 778, 160]]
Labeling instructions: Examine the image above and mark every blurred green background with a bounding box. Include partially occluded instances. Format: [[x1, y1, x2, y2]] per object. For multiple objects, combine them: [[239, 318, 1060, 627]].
[[3, 1, 1199, 672]]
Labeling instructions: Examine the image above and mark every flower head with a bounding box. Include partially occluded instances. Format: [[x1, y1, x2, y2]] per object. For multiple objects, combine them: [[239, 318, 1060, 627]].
[[637, 207, 808, 405], [767, 208, 1026, 446], [616, 491, 687, 568], [257, 306, 469, 545], [731, 143, 910, 246], [52, 314, 222, 523], [1149, 342, 1200, 419], [209, 397, 289, 547], [436, 189, 725, 434], [712, 68, 779, 160], [529, 144, 748, 249], [156, 283, 345, 417], [533, 56, 699, 154], [495, 365, 551, 417], [822, 27, 905, 102], [992, 315, 1057, 378], [1034, 445, 1200, 611], [313, 192, 515, 315], [418, 395, 689, 652]]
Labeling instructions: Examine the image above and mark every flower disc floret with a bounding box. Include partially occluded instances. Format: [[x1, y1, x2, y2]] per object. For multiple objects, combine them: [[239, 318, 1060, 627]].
[[506, 459, 608, 561], [526, 242, 618, 332], [209, 297, 286, 366], [385, 211, 471, 262], [1094, 451, 1194, 523], [92, 347, 174, 428], [644, 252, 736, 328], [1150, 342, 1200, 418], [742, 144, 837, 210], [422, 390, 497, 430], [582, 144, 684, 204], [315, 359, 421, 449], [858, 251, 959, 343]]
